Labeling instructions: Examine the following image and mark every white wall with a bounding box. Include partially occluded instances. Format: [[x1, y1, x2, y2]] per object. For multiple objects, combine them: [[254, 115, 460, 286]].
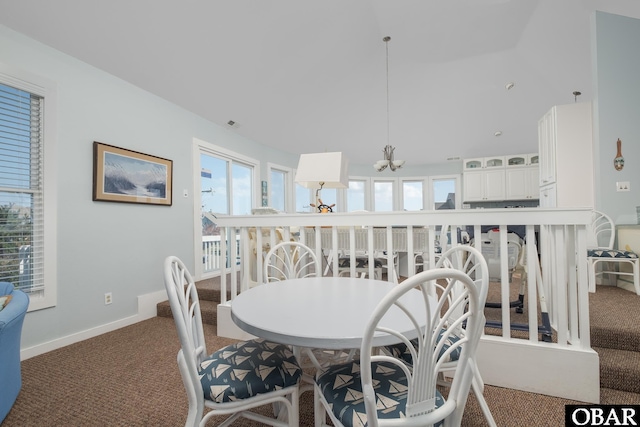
[[593, 11, 640, 225], [0, 25, 299, 354]]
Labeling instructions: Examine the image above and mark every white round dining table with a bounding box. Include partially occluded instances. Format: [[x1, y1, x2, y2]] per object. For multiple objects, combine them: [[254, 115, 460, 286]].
[[230, 276, 430, 350]]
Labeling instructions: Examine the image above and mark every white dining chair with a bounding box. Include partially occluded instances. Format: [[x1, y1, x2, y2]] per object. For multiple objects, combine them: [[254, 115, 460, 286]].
[[264, 241, 353, 380], [382, 245, 496, 427], [434, 245, 496, 427], [163, 256, 302, 427], [264, 241, 321, 281], [587, 210, 640, 295], [314, 267, 483, 427]]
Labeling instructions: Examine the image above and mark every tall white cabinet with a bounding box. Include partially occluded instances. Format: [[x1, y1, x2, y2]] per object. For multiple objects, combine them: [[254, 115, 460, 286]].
[[538, 102, 594, 208]]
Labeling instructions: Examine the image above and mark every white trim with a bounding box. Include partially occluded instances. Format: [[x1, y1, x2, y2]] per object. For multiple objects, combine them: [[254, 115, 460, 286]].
[[345, 176, 372, 211], [428, 174, 461, 210], [20, 290, 167, 360], [192, 140, 204, 278], [371, 176, 399, 211], [0, 63, 58, 311], [194, 137, 259, 166], [266, 162, 294, 212], [399, 176, 428, 211]]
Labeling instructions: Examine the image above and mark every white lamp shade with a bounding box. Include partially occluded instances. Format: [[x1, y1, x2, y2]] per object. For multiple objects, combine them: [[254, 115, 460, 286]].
[[294, 152, 349, 189]]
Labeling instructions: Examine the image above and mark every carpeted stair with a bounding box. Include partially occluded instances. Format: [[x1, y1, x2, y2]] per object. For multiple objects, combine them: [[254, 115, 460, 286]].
[[590, 285, 640, 399], [157, 275, 234, 327]]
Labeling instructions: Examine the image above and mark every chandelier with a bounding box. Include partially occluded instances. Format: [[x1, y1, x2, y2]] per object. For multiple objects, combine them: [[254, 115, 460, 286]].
[[373, 36, 404, 172], [374, 144, 405, 172]]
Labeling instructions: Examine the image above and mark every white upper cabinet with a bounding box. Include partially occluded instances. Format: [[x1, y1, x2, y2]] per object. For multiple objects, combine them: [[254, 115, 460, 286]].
[[506, 153, 539, 167], [463, 156, 505, 170], [463, 154, 538, 202]]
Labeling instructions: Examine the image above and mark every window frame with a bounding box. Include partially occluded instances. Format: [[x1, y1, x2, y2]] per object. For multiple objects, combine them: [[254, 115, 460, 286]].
[[344, 176, 371, 212], [400, 177, 428, 211], [0, 63, 58, 311], [192, 138, 260, 279], [371, 177, 399, 212], [428, 174, 461, 210], [266, 162, 294, 212]]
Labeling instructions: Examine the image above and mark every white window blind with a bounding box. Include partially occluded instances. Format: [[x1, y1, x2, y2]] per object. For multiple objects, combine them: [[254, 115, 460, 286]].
[[0, 82, 44, 294]]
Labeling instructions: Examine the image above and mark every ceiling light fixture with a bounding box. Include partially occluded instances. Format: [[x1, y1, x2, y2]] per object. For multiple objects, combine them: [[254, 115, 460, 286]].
[[374, 36, 404, 172], [573, 91, 581, 102]]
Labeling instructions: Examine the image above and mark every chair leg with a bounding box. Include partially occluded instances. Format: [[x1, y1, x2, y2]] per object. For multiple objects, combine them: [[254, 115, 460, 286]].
[[465, 360, 496, 427], [314, 386, 326, 427], [471, 376, 497, 427], [323, 250, 333, 276], [588, 260, 597, 292], [289, 386, 300, 427]]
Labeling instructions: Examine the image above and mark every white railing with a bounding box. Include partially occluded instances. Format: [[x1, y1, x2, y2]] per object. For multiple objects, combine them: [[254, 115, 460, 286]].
[[202, 235, 241, 272], [213, 208, 599, 403]]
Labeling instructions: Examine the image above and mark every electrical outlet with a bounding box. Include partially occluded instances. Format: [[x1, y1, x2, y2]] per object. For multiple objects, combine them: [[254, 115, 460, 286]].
[[104, 292, 112, 305], [616, 181, 630, 192]]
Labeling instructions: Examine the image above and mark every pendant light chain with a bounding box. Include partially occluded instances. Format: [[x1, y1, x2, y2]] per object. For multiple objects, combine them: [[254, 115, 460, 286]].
[[384, 36, 391, 148], [373, 36, 404, 172]]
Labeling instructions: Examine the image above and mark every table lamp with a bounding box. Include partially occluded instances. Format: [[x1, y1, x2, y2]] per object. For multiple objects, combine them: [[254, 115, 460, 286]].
[[294, 152, 349, 212]]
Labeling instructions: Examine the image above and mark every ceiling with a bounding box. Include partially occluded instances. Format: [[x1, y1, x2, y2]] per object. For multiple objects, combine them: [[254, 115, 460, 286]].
[[2, 0, 640, 168]]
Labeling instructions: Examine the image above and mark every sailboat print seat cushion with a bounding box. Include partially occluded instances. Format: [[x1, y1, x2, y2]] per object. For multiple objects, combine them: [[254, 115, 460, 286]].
[[198, 338, 302, 403], [587, 249, 638, 259], [315, 360, 445, 427]]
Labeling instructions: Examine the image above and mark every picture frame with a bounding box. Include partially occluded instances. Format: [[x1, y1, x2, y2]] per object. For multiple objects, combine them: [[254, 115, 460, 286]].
[[93, 141, 173, 206]]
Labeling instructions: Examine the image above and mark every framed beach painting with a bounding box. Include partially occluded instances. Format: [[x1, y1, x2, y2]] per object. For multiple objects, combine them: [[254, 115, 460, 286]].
[[93, 141, 173, 206]]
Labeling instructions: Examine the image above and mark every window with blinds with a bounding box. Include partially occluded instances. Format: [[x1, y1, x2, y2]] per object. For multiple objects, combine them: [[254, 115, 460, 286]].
[[0, 82, 44, 294]]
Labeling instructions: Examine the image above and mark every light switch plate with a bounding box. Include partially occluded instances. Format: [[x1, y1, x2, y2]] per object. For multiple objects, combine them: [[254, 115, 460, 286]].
[[616, 181, 630, 192]]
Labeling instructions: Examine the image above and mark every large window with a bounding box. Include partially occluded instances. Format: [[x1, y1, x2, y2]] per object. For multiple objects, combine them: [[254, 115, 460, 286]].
[[267, 163, 295, 212], [194, 139, 259, 277], [295, 184, 310, 212], [402, 180, 424, 211], [430, 176, 459, 210], [0, 70, 57, 311], [373, 180, 395, 212], [269, 168, 286, 211], [199, 152, 255, 215]]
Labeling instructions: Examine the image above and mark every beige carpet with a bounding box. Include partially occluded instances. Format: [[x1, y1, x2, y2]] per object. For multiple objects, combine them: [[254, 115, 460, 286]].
[[4, 282, 640, 426]]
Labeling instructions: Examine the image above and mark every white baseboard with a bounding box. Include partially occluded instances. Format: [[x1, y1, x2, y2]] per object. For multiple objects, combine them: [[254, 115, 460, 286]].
[[20, 289, 168, 360]]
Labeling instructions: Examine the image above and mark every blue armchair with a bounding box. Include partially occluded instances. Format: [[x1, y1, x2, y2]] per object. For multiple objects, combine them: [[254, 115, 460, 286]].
[[0, 282, 29, 423]]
